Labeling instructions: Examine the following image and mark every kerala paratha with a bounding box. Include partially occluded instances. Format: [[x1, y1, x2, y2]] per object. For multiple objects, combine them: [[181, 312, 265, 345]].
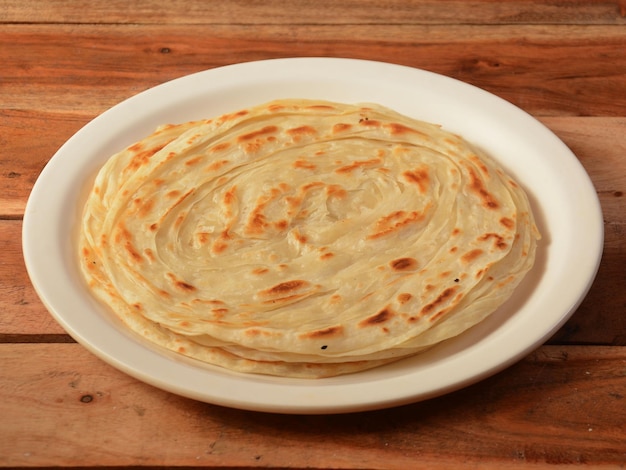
[[79, 99, 540, 378]]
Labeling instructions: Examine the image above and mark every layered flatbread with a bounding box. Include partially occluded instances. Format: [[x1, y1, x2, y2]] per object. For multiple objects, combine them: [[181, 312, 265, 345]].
[[79, 99, 540, 378]]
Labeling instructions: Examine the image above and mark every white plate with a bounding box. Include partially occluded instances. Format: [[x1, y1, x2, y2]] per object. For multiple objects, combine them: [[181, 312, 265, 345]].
[[23, 58, 603, 414]]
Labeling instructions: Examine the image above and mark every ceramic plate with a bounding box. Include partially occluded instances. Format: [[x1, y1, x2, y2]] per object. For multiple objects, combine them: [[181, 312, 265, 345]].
[[23, 58, 603, 414]]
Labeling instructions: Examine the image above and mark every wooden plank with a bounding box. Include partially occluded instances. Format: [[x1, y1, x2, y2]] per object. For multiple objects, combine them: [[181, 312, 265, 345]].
[[1, 24, 625, 116], [1, 0, 625, 25], [0, 221, 68, 337], [1, 344, 625, 468]]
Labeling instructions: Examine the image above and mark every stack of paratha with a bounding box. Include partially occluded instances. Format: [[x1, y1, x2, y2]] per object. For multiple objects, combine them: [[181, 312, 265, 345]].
[[79, 99, 540, 378]]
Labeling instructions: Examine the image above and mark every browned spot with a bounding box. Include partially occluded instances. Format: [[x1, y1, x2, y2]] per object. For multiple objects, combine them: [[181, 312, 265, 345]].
[[500, 217, 515, 229], [305, 104, 336, 111], [461, 249, 484, 263], [209, 142, 231, 153], [149, 223, 158, 231], [221, 109, 249, 122], [336, 158, 381, 174], [508, 179, 519, 188], [390, 257, 418, 271], [293, 159, 317, 170], [421, 287, 457, 317], [359, 308, 394, 327], [359, 119, 381, 127], [127, 141, 170, 172], [403, 167, 430, 193], [196, 232, 210, 245], [286, 125, 317, 138], [211, 308, 229, 315], [429, 307, 450, 323], [452, 228, 461, 236], [439, 270, 451, 278], [326, 184, 347, 198], [304, 325, 344, 338], [237, 125, 278, 142], [397, 293, 412, 304], [293, 229, 307, 244], [469, 155, 490, 177], [165, 190, 181, 199], [261, 280, 310, 297], [158, 289, 171, 299], [212, 241, 228, 254], [332, 123, 352, 133], [320, 252, 334, 260], [166, 272, 197, 292], [144, 248, 155, 262], [179, 321, 190, 327], [81, 247, 90, 257], [132, 303, 143, 311], [185, 156, 203, 166], [467, 166, 499, 209], [449, 246, 458, 253], [274, 219, 289, 231], [479, 233, 509, 250], [386, 122, 425, 136], [206, 159, 230, 172], [178, 346, 186, 353], [329, 294, 342, 304], [252, 267, 270, 275], [174, 214, 186, 228], [368, 209, 427, 240], [137, 198, 155, 218]]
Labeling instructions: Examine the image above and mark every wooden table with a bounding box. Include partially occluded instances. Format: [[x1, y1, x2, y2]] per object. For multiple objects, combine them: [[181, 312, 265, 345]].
[[2, 1, 625, 468]]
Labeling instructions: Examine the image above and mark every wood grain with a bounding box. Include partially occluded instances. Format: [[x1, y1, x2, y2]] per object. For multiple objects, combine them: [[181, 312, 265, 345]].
[[2, 24, 625, 116], [1, 344, 625, 468], [2, 0, 626, 25]]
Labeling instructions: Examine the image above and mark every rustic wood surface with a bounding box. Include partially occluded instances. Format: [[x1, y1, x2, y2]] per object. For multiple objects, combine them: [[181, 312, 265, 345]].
[[1, 1, 625, 468]]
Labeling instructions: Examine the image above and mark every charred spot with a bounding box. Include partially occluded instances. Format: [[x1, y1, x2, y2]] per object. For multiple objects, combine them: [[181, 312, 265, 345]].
[[359, 308, 394, 327], [421, 287, 457, 317], [390, 257, 418, 271]]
